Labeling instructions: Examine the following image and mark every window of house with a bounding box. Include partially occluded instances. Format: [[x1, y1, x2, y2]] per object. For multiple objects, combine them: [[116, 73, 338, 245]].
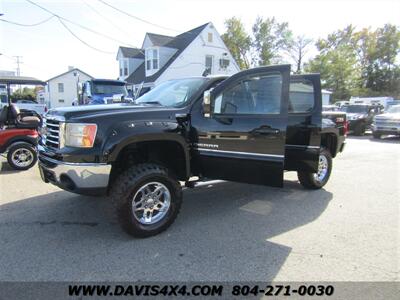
[[58, 99, 64, 103], [289, 81, 315, 113], [124, 60, 128, 76], [205, 55, 213, 74], [208, 32, 213, 43], [119, 67, 123, 77], [152, 49, 158, 69], [58, 83, 64, 93], [146, 48, 159, 71], [213, 73, 282, 115]]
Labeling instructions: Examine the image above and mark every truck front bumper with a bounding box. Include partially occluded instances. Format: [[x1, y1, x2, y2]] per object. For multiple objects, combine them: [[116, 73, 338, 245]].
[[38, 152, 111, 196], [372, 123, 400, 135]]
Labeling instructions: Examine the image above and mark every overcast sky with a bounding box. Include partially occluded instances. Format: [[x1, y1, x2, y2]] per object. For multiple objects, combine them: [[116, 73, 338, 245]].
[[0, 0, 399, 80]]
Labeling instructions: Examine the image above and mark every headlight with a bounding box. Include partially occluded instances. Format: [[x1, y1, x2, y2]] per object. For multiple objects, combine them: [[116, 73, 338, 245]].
[[64, 123, 97, 148]]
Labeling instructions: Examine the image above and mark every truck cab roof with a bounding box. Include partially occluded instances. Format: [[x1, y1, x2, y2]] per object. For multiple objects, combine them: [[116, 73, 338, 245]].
[[90, 79, 126, 85]]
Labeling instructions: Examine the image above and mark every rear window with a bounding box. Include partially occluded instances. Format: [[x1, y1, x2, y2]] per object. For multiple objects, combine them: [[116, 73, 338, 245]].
[[289, 81, 314, 113]]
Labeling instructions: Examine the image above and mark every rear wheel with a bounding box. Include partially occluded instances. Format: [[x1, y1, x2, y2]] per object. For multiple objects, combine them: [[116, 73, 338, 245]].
[[7, 143, 37, 170], [110, 163, 182, 238], [298, 148, 332, 189]]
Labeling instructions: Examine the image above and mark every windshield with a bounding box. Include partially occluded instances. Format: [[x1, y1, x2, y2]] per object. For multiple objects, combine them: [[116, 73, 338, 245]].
[[135, 78, 207, 107], [342, 105, 368, 113], [387, 105, 400, 113], [92, 83, 127, 95]]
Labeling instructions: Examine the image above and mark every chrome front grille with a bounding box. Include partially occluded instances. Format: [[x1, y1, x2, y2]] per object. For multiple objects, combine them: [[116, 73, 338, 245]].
[[42, 117, 61, 148]]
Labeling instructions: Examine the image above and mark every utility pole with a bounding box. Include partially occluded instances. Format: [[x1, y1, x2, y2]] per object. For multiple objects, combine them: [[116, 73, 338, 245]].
[[13, 56, 23, 92], [14, 56, 23, 76]]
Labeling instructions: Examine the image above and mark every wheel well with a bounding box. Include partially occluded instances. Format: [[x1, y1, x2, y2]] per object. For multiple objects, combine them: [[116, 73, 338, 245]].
[[321, 133, 337, 157], [110, 141, 187, 184]]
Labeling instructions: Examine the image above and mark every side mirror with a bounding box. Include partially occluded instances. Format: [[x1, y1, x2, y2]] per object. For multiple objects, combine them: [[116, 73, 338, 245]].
[[203, 89, 212, 118]]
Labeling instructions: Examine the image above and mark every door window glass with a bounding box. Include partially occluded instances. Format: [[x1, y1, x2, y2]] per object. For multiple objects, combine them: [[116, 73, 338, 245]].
[[213, 73, 282, 115], [289, 81, 314, 113]]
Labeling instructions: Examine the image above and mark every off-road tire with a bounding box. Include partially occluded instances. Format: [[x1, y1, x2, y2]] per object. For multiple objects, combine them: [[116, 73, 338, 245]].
[[110, 163, 182, 238], [298, 148, 332, 189], [6, 143, 37, 170]]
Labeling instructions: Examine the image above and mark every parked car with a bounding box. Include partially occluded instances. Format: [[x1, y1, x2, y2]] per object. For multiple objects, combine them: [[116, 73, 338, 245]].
[[340, 104, 380, 135], [38, 65, 346, 237], [323, 105, 339, 112], [1, 98, 46, 116], [335, 101, 349, 108], [372, 104, 400, 139], [13, 99, 47, 115], [80, 79, 133, 105]]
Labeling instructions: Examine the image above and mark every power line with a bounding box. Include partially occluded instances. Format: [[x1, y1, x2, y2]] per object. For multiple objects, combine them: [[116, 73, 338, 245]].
[[97, 0, 180, 33], [58, 18, 114, 54], [24, 0, 136, 48], [80, 0, 132, 38], [0, 15, 55, 27]]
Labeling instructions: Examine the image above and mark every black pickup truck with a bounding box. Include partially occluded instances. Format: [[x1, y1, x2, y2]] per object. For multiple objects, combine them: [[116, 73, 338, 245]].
[[38, 65, 346, 237]]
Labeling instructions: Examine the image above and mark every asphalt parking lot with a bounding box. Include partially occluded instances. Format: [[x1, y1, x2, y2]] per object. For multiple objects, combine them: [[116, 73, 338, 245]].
[[0, 135, 398, 282]]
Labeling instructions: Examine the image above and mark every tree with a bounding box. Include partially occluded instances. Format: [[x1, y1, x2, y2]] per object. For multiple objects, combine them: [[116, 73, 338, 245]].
[[287, 35, 313, 73], [221, 17, 251, 70], [10, 87, 36, 102], [251, 17, 292, 66], [352, 24, 400, 97], [305, 26, 361, 101]]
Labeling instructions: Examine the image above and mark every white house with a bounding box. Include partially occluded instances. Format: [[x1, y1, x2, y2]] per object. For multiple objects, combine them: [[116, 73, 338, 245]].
[[321, 89, 332, 106], [45, 67, 92, 108], [116, 22, 240, 92]]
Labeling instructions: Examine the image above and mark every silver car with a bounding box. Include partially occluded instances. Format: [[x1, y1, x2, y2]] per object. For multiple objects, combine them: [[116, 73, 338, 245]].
[[372, 105, 400, 139]]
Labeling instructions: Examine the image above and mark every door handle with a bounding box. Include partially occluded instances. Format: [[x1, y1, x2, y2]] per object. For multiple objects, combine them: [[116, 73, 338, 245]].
[[253, 128, 280, 135]]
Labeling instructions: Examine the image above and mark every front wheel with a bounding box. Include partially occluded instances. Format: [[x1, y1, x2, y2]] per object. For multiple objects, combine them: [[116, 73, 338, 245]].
[[372, 132, 381, 139], [353, 123, 366, 136], [298, 148, 332, 189], [110, 163, 182, 238], [7, 143, 37, 170]]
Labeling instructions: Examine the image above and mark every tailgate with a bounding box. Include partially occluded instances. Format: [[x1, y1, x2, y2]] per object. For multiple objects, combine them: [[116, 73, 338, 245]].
[[322, 111, 347, 135]]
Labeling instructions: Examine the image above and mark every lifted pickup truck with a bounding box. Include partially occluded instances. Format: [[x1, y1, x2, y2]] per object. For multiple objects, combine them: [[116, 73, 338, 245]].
[[38, 65, 346, 237]]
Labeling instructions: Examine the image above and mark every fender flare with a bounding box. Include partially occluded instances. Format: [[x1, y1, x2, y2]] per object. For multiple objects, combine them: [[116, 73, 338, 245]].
[[0, 136, 37, 153], [106, 133, 191, 179]]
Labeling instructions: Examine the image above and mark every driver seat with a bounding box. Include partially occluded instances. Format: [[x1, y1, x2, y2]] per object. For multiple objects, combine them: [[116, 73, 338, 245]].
[[9, 104, 41, 128], [0, 106, 8, 127]]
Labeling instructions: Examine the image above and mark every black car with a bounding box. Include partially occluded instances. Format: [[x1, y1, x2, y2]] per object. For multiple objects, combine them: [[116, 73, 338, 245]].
[[340, 104, 381, 135], [38, 65, 346, 237]]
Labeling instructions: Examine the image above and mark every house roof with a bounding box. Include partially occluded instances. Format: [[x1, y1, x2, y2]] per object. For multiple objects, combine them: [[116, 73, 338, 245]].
[[146, 33, 174, 46], [119, 46, 144, 59], [125, 22, 210, 85], [47, 68, 93, 82]]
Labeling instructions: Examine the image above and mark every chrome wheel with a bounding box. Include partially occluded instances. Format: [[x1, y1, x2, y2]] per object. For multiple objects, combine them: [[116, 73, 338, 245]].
[[11, 148, 34, 168], [313, 154, 329, 183], [132, 182, 171, 225]]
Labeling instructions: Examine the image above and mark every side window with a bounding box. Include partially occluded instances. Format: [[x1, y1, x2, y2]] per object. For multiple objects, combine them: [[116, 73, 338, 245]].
[[58, 83, 64, 93], [289, 81, 314, 113], [213, 73, 282, 115]]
